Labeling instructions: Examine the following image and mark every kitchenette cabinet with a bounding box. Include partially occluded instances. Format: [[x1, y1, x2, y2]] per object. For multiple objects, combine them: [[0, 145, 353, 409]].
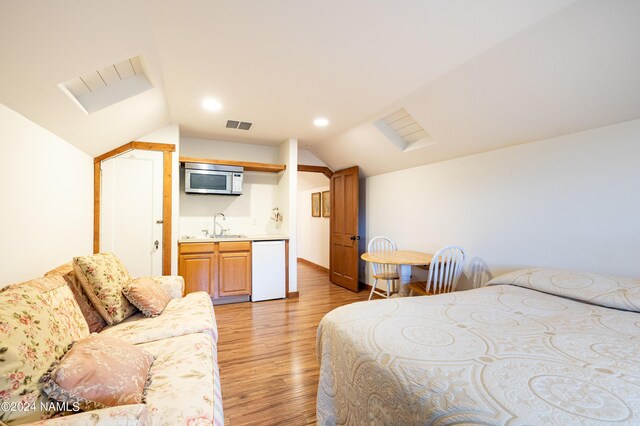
[[218, 242, 252, 296], [178, 243, 218, 296], [178, 241, 251, 299]]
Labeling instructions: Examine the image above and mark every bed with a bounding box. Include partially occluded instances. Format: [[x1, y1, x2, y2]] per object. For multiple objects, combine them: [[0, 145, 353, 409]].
[[316, 268, 640, 425]]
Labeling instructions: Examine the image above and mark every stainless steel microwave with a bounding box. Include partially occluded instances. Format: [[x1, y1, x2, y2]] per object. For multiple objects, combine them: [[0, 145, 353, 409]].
[[184, 163, 243, 195]]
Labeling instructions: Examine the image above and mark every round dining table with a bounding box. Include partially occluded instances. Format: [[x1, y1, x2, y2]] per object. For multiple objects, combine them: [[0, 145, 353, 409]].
[[361, 250, 434, 297]]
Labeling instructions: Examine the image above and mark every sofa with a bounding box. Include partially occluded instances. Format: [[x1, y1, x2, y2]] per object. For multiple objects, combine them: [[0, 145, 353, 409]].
[[0, 256, 223, 426]]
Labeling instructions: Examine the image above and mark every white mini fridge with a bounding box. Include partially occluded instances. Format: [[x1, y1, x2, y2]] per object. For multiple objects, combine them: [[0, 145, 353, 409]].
[[251, 240, 286, 302]]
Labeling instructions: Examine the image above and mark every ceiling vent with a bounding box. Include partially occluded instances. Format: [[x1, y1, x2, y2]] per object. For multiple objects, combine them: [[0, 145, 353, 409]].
[[226, 120, 253, 130], [374, 108, 436, 152], [59, 55, 152, 114]]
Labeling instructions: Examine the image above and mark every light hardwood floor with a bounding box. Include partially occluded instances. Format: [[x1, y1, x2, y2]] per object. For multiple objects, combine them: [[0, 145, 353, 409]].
[[215, 261, 369, 425]]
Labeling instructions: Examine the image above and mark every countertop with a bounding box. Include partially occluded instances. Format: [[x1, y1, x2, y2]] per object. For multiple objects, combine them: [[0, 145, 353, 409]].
[[179, 234, 289, 243]]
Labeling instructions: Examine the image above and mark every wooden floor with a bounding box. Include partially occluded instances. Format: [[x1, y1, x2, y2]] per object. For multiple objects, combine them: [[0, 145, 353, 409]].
[[215, 262, 369, 425]]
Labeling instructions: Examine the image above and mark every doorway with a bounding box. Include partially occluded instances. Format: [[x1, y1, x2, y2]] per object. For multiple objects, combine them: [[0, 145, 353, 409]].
[[296, 164, 361, 292], [94, 141, 175, 276], [296, 171, 330, 272], [100, 150, 163, 277]]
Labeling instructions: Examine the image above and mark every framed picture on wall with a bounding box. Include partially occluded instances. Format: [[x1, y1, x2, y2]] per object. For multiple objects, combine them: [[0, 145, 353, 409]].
[[311, 192, 321, 217], [322, 190, 330, 217]]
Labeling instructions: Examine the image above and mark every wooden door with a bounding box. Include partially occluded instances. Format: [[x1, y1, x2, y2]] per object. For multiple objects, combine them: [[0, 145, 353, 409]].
[[219, 251, 252, 296], [179, 253, 216, 296], [330, 166, 360, 291]]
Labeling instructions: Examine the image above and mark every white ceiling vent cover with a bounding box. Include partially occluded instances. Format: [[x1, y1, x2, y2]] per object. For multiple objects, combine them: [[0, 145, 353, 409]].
[[226, 120, 252, 130], [59, 56, 152, 114], [374, 108, 436, 152]]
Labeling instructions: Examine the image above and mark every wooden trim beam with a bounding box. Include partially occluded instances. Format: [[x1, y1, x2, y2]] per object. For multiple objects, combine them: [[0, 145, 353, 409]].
[[162, 151, 172, 275], [94, 142, 133, 164], [93, 162, 101, 254], [297, 164, 333, 179], [130, 142, 176, 152], [180, 156, 286, 173], [94, 141, 175, 163]]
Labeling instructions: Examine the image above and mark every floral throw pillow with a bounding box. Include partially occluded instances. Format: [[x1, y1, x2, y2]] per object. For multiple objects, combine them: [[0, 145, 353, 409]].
[[123, 277, 172, 317], [73, 253, 137, 325], [45, 262, 107, 333], [41, 334, 154, 411], [0, 277, 87, 425]]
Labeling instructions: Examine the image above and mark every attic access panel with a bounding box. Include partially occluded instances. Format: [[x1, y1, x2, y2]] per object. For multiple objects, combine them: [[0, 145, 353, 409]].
[[59, 55, 152, 114], [374, 108, 436, 152]]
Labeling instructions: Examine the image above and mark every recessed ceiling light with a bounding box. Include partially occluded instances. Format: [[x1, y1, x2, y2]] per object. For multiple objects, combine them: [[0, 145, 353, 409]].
[[202, 98, 222, 112], [314, 117, 329, 127]]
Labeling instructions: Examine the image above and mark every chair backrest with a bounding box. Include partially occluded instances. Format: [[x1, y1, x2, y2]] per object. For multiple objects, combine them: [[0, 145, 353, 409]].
[[367, 236, 398, 277], [469, 257, 493, 289], [427, 245, 465, 294]]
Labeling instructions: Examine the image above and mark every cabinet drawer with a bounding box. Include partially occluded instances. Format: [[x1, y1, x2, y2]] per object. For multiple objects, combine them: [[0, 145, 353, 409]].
[[179, 243, 215, 254], [219, 241, 251, 252]]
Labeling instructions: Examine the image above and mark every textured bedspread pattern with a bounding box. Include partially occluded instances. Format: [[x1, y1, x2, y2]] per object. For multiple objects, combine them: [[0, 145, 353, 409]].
[[316, 269, 640, 425]]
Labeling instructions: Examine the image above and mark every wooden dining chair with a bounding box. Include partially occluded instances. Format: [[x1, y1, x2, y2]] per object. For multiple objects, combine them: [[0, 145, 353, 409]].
[[409, 245, 465, 296], [367, 236, 399, 300]]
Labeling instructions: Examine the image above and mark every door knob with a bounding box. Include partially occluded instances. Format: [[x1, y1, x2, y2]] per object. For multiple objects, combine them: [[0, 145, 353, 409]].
[[154, 240, 159, 249], [350, 236, 361, 241]]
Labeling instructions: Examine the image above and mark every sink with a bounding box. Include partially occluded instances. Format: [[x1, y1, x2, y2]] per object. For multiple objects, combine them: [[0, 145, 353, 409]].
[[181, 234, 247, 241]]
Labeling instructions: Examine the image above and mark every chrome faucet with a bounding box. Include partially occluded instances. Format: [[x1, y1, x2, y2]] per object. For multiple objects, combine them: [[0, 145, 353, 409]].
[[213, 213, 226, 237]]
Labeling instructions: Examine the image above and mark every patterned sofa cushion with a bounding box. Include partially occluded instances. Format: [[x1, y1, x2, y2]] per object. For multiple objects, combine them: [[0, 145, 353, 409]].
[[123, 277, 172, 317], [73, 253, 137, 325], [45, 263, 107, 333], [100, 291, 217, 345], [0, 276, 90, 425], [27, 404, 148, 426], [138, 333, 223, 426], [150, 275, 184, 299], [42, 334, 154, 411]]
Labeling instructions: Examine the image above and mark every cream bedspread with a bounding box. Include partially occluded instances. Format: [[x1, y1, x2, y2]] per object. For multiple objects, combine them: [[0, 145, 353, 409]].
[[316, 276, 640, 425]]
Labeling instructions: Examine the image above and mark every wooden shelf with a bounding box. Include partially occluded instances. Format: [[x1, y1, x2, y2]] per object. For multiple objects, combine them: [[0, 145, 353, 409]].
[[180, 156, 286, 173]]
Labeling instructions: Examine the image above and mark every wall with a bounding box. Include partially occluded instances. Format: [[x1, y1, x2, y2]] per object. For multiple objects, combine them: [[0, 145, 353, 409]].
[[180, 172, 281, 236], [298, 148, 328, 167], [0, 104, 93, 286], [179, 136, 297, 291], [182, 137, 280, 163], [138, 124, 180, 274], [297, 148, 330, 269], [297, 173, 330, 268], [179, 137, 282, 236], [278, 139, 298, 292], [365, 119, 640, 290]]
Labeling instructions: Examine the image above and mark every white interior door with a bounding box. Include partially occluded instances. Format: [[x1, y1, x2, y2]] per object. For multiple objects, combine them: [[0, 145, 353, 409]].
[[100, 150, 163, 277]]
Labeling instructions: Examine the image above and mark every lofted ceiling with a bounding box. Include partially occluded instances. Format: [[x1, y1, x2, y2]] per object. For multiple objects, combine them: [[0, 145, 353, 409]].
[[0, 1, 170, 157], [147, 0, 574, 146], [315, 0, 640, 176], [1, 1, 639, 176]]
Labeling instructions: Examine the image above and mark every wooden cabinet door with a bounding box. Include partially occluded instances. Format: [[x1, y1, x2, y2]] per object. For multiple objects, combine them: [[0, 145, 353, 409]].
[[179, 253, 216, 295], [219, 251, 251, 296]]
